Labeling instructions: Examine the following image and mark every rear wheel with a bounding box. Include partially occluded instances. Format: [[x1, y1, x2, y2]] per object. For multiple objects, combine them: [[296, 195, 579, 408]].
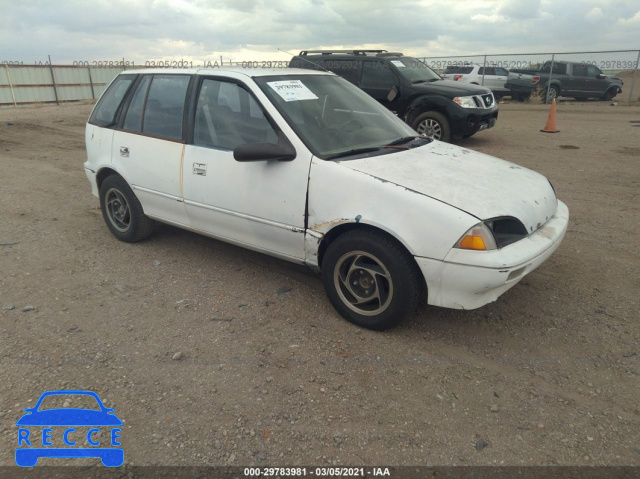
[[321, 230, 423, 330], [544, 85, 559, 103], [99, 175, 154, 243], [412, 111, 451, 142]]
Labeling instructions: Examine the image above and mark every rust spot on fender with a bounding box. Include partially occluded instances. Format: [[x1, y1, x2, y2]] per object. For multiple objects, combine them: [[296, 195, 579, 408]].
[[312, 218, 350, 231]]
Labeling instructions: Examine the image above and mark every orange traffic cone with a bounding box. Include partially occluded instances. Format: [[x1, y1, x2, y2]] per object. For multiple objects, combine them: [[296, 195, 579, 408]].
[[540, 99, 559, 133]]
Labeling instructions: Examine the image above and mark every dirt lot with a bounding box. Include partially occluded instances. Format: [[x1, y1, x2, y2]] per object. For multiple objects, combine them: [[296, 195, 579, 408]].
[[0, 99, 639, 472]]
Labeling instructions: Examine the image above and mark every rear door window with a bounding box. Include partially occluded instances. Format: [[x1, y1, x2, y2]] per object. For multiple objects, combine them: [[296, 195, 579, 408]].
[[361, 61, 396, 88], [122, 75, 152, 132], [142, 75, 191, 141]]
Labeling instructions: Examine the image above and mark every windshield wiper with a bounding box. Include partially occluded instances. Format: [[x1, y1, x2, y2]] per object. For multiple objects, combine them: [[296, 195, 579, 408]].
[[325, 147, 384, 160], [384, 136, 421, 147]]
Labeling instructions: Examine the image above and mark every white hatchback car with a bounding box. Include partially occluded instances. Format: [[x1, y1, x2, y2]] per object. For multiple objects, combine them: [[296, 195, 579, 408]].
[[85, 68, 568, 330], [441, 65, 510, 98]]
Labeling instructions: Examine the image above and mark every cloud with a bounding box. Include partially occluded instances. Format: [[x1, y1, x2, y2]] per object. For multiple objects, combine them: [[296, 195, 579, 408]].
[[0, 0, 638, 64], [585, 7, 603, 22]]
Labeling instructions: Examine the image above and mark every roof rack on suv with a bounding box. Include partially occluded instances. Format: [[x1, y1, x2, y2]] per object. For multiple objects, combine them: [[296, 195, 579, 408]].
[[375, 52, 403, 57], [298, 50, 387, 56]]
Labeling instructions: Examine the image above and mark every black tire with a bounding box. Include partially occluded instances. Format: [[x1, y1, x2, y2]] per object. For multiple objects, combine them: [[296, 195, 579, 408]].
[[602, 89, 617, 101], [544, 85, 559, 103], [411, 111, 451, 142], [99, 174, 154, 242], [321, 230, 423, 330]]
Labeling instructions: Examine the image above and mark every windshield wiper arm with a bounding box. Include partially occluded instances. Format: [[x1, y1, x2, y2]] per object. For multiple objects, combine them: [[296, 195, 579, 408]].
[[325, 147, 384, 160], [384, 136, 420, 147]]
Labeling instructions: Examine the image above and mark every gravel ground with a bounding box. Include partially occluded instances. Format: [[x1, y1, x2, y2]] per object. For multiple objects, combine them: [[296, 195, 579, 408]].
[[0, 100, 639, 473]]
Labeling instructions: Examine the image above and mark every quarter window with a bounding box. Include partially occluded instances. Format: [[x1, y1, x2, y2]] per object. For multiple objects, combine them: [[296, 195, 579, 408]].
[[89, 75, 135, 127]]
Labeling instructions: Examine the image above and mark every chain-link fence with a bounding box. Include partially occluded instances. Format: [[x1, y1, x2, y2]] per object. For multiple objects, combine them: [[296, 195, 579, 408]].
[[419, 50, 639, 104], [2, 49, 639, 108]]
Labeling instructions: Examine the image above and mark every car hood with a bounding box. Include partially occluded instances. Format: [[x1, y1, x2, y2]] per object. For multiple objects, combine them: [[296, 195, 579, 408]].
[[16, 409, 123, 426], [340, 141, 557, 234], [413, 79, 492, 98]]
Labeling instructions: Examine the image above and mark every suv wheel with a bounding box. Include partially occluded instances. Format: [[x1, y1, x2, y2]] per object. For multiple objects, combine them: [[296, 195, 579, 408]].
[[412, 111, 451, 142]]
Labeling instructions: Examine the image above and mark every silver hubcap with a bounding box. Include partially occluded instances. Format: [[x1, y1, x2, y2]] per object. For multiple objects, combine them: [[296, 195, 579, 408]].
[[416, 119, 441, 140], [333, 251, 393, 316], [105, 188, 130, 232]]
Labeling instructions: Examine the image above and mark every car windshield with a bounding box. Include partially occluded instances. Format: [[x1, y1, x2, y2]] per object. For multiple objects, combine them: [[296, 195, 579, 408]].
[[254, 74, 421, 159], [388, 57, 442, 83]]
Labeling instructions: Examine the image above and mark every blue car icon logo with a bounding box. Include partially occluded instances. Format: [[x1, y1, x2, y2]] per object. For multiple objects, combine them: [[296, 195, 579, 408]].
[[15, 390, 123, 467]]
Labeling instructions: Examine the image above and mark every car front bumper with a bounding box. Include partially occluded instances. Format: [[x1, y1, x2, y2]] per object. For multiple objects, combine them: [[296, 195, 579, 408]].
[[450, 106, 499, 139], [416, 200, 569, 310]]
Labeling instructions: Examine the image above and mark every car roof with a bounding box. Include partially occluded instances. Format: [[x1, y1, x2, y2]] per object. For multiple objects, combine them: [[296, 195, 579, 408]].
[[119, 67, 335, 78]]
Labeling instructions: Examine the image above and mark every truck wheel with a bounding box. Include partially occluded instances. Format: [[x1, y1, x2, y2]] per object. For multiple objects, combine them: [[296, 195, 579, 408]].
[[412, 111, 451, 142], [602, 89, 617, 101], [544, 86, 559, 103]]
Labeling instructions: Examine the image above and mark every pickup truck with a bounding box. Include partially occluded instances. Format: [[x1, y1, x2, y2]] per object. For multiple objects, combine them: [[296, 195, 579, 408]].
[[505, 61, 623, 102]]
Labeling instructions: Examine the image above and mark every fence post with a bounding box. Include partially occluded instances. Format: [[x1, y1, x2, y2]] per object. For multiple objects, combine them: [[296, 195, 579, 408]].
[[4, 64, 18, 107], [545, 53, 555, 104], [48, 55, 59, 105], [481, 55, 487, 86], [628, 50, 640, 105], [87, 66, 95, 99]]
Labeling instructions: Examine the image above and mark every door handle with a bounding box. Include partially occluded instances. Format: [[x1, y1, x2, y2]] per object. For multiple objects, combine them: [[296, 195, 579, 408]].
[[193, 163, 207, 176]]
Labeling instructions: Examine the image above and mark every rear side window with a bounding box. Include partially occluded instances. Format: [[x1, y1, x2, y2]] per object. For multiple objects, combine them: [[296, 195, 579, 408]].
[[361, 61, 396, 88], [122, 75, 152, 132], [89, 75, 135, 127]]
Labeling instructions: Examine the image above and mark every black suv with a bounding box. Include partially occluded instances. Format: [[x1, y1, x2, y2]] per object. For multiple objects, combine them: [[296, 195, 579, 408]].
[[290, 50, 498, 142]]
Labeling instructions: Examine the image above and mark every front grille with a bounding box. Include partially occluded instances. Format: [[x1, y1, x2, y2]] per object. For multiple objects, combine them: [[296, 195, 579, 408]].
[[472, 94, 495, 109]]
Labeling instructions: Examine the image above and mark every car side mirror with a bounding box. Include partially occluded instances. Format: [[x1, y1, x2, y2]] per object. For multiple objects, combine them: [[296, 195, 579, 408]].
[[387, 86, 399, 102], [234, 143, 296, 162], [596, 73, 606, 80]]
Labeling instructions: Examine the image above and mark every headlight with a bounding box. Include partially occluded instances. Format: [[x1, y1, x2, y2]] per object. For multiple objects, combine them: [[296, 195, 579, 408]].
[[455, 217, 529, 251], [454, 223, 497, 251], [453, 96, 477, 108]]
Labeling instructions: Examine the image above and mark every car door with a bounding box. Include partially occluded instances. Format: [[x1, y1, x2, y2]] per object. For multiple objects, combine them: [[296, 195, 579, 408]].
[[112, 74, 192, 226], [585, 65, 608, 97], [181, 77, 309, 261], [564, 63, 587, 96], [492, 67, 509, 91]]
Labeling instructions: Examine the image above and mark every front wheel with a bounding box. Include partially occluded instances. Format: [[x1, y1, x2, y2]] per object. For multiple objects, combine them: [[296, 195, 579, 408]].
[[321, 230, 423, 330], [412, 111, 451, 142], [602, 89, 617, 101], [99, 175, 154, 243]]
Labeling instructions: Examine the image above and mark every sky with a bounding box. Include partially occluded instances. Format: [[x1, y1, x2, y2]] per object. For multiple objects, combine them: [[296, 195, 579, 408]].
[[1, 0, 639, 65]]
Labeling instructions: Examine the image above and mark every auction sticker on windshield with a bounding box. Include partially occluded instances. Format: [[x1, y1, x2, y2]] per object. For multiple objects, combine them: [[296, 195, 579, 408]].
[[390, 60, 406, 68], [267, 80, 318, 102]]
